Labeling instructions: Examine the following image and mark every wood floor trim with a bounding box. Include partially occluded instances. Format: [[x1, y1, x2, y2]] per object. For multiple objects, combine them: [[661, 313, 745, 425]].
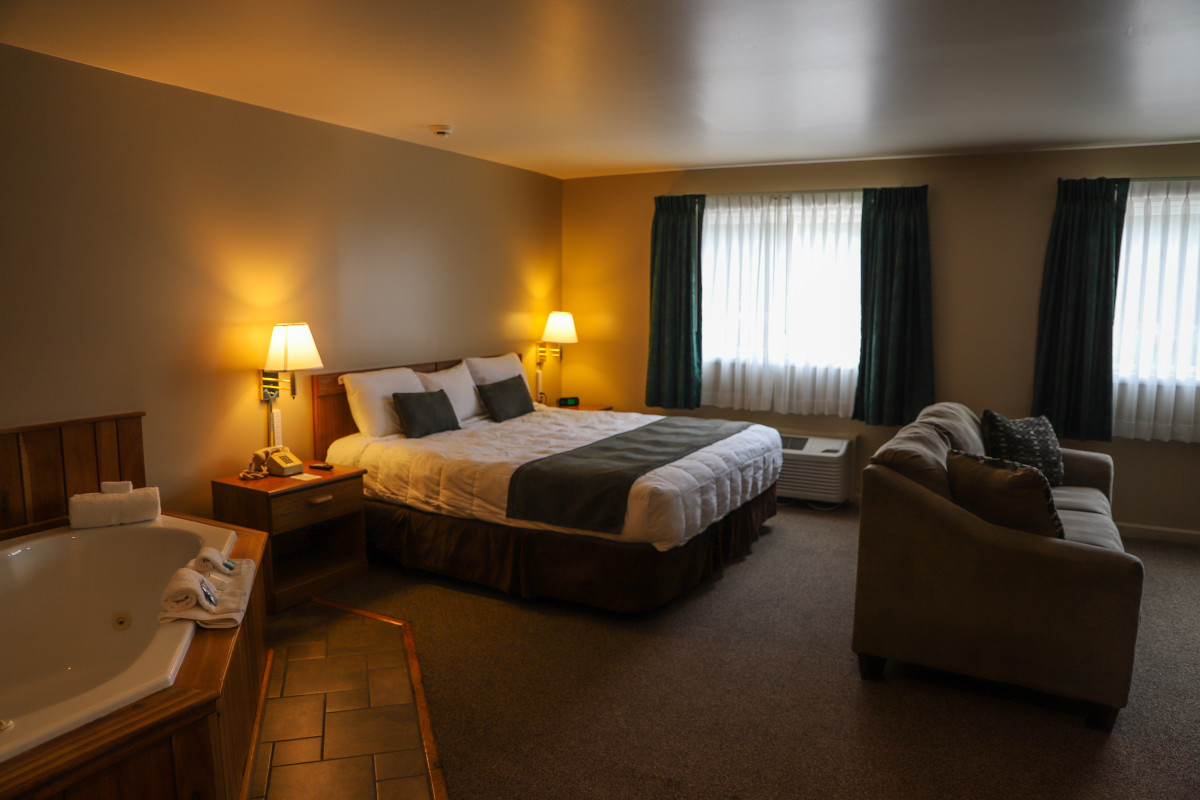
[[312, 598, 448, 800]]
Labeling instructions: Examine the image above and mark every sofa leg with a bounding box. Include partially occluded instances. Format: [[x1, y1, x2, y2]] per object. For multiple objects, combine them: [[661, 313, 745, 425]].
[[1084, 704, 1119, 732], [857, 653, 887, 681]]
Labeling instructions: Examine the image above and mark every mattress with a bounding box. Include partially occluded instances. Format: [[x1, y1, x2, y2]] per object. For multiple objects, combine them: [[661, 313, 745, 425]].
[[326, 407, 782, 550]]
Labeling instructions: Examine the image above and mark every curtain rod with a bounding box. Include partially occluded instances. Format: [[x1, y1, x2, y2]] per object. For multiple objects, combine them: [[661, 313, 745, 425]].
[[707, 187, 873, 197], [702, 179, 1197, 199]]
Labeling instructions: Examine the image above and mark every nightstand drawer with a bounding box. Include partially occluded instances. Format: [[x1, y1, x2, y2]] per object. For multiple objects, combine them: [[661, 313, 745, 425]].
[[270, 478, 362, 533]]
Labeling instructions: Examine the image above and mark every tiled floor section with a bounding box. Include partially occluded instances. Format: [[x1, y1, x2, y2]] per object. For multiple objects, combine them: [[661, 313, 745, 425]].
[[249, 600, 445, 800]]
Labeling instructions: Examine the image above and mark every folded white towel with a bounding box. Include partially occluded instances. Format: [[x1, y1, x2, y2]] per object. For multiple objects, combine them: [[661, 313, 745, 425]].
[[161, 567, 220, 613], [158, 559, 257, 629], [68, 487, 160, 529], [186, 545, 236, 575], [101, 481, 133, 494], [205, 572, 232, 591]]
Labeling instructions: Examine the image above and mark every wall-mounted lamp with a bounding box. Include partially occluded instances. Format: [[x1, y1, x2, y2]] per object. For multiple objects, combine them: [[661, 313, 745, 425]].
[[536, 311, 578, 365], [261, 323, 323, 447], [535, 311, 577, 403], [261, 323, 324, 401]]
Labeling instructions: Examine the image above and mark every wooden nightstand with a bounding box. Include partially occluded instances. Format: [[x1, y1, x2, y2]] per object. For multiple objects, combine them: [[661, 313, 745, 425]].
[[562, 403, 613, 411], [211, 462, 367, 612]]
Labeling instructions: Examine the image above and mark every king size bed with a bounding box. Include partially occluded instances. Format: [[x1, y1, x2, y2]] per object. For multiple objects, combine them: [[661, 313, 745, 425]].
[[312, 353, 781, 612]]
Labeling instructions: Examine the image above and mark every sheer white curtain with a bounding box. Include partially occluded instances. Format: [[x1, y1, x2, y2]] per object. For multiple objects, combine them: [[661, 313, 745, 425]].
[[1113, 179, 1200, 442], [700, 191, 863, 415]]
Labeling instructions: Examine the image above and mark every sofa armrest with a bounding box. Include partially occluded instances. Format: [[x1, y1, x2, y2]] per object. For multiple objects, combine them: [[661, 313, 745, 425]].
[[1060, 447, 1114, 500], [853, 464, 1142, 708]]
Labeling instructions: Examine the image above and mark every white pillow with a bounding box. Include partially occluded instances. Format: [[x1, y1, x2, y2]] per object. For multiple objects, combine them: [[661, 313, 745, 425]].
[[465, 352, 527, 389], [418, 361, 486, 422], [340, 366, 425, 437]]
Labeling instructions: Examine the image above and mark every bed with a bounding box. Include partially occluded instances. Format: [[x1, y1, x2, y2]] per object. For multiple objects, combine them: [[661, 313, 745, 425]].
[[312, 355, 781, 612]]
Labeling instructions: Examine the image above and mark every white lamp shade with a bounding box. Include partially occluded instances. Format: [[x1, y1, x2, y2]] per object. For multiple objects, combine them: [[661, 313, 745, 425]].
[[541, 312, 578, 344], [264, 323, 324, 371]]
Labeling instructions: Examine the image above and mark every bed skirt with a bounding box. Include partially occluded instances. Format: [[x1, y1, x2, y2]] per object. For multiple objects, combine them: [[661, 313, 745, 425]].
[[364, 484, 777, 613]]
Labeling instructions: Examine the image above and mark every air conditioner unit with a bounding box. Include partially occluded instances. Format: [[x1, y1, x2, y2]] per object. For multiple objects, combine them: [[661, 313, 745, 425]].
[[776, 434, 854, 504]]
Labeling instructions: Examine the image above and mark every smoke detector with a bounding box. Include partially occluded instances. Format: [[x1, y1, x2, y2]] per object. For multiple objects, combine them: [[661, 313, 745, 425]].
[[429, 125, 454, 138]]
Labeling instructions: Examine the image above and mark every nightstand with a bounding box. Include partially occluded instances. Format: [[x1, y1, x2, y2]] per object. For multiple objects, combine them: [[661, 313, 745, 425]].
[[211, 462, 367, 612], [562, 403, 613, 411]]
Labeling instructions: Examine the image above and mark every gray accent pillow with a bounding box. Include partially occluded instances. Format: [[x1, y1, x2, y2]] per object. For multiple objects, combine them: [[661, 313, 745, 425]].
[[947, 450, 1065, 538], [477, 374, 535, 422], [981, 410, 1065, 486], [392, 389, 461, 438], [869, 420, 953, 499]]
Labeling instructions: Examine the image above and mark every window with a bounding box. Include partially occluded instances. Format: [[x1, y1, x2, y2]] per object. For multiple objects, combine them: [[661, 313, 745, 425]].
[[699, 191, 863, 416], [1113, 179, 1200, 442]]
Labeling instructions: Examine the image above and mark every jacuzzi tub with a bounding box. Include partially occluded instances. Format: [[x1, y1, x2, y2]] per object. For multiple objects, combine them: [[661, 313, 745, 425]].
[[0, 515, 236, 762]]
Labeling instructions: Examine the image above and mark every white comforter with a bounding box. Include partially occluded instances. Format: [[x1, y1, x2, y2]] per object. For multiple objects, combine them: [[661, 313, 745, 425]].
[[326, 407, 782, 550]]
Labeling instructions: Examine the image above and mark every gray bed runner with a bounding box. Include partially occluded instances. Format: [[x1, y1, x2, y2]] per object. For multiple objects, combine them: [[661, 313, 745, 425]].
[[506, 416, 751, 534]]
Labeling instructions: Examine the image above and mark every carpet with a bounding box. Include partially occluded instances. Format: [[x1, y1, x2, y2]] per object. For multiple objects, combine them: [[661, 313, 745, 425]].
[[321, 504, 1200, 800]]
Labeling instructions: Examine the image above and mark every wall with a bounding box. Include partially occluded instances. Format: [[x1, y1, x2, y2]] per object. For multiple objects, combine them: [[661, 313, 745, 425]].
[[0, 45, 563, 516], [562, 144, 1200, 537], [4, 42, 1196, 537]]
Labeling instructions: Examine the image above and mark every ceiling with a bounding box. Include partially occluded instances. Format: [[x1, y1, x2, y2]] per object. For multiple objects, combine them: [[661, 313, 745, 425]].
[[3, 0, 1199, 179]]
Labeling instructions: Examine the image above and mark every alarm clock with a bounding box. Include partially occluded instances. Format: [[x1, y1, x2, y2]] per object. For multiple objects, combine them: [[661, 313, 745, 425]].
[[557, 396, 580, 407]]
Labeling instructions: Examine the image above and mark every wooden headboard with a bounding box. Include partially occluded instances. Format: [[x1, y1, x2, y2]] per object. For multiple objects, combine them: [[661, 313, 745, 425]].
[[311, 360, 464, 461], [0, 411, 146, 540]]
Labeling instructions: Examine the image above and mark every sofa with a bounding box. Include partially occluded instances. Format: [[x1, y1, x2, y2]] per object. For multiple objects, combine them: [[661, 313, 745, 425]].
[[851, 402, 1143, 731]]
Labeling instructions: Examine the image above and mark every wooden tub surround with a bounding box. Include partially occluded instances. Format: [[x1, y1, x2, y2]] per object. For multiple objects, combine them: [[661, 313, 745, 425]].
[[0, 515, 268, 800], [0, 413, 271, 800]]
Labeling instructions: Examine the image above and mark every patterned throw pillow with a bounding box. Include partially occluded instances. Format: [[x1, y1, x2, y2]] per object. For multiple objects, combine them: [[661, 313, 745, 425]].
[[946, 450, 1065, 538], [980, 410, 1065, 486]]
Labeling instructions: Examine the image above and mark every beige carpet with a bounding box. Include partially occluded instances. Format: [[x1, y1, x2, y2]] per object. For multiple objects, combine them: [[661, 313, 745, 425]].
[[321, 504, 1200, 800]]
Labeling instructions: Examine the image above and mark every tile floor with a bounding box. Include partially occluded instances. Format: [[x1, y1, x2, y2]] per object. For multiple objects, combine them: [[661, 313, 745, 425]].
[[249, 600, 445, 800]]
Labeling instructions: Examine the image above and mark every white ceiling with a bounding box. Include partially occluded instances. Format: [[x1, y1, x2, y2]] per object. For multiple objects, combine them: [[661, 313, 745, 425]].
[[3, 0, 1199, 179]]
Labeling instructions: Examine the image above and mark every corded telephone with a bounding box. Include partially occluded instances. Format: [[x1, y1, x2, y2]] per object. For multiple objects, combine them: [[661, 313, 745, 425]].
[[241, 445, 303, 479], [266, 448, 302, 476]]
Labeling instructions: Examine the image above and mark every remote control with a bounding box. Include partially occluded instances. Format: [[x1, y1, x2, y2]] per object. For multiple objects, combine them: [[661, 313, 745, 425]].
[[310, 462, 334, 470]]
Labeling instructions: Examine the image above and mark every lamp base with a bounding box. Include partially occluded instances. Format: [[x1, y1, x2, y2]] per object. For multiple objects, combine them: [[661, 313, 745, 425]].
[[261, 370, 281, 401], [536, 341, 562, 364], [261, 370, 298, 400]]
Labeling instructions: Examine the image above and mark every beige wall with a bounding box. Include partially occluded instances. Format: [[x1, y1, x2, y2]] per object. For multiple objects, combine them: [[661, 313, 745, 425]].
[[562, 144, 1200, 536], [4, 43, 1196, 537], [1, 45, 562, 516]]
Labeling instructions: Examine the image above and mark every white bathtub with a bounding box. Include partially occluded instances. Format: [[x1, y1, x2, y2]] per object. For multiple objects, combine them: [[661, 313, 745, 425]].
[[0, 515, 236, 762]]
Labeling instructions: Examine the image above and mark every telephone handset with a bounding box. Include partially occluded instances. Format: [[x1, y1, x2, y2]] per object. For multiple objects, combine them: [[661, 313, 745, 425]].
[[241, 445, 303, 479]]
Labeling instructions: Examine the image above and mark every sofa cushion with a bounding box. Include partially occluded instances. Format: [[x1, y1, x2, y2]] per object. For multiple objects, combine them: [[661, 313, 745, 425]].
[[1051, 485, 1113, 516], [1059, 510, 1125, 552], [981, 410, 1066, 486], [946, 450, 1065, 538], [871, 421, 954, 499], [917, 402, 986, 455]]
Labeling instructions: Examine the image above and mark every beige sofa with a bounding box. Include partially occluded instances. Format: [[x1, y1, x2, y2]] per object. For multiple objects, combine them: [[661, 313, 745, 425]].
[[852, 402, 1143, 731]]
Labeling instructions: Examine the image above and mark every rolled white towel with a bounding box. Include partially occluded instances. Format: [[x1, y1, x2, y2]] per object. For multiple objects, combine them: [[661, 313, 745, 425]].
[[186, 545, 236, 575], [101, 481, 133, 494], [158, 559, 257, 628], [161, 567, 220, 613], [68, 487, 160, 529]]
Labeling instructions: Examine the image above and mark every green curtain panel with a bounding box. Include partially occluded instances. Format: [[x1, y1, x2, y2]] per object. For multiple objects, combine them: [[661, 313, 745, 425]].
[[1032, 177, 1130, 441], [646, 194, 706, 409], [853, 185, 935, 426]]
